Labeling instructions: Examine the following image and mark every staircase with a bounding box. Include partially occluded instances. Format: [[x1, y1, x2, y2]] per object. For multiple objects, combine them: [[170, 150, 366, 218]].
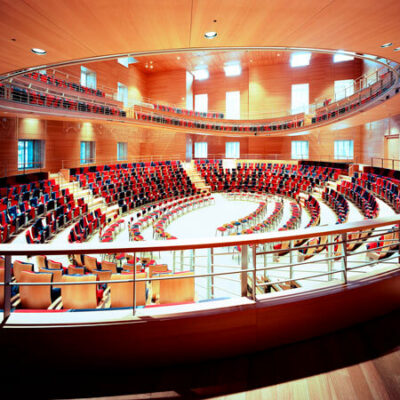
[[52, 171, 107, 215], [184, 161, 211, 194]]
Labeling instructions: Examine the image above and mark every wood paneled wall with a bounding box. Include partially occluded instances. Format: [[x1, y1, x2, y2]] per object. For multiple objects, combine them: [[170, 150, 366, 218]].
[[0, 116, 187, 176], [249, 54, 363, 116], [146, 69, 187, 107], [55, 61, 147, 104], [193, 69, 249, 118]]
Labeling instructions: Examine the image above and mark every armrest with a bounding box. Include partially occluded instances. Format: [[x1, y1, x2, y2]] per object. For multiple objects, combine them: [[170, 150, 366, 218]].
[[49, 296, 62, 310]]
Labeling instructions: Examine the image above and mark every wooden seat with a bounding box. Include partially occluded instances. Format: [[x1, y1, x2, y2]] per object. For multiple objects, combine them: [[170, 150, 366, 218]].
[[36, 255, 47, 269], [158, 271, 195, 305], [39, 267, 63, 289], [68, 265, 85, 275], [109, 272, 147, 307], [84, 255, 98, 272], [16, 271, 53, 309], [59, 274, 98, 309], [93, 269, 113, 282], [122, 263, 141, 272], [47, 259, 63, 269], [101, 260, 118, 274], [149, 264, 170, 301], [367, 231, 396, 261], [298, 237, 319, 261], [73, 254, 84, 267], [12, 260, 33, 281]]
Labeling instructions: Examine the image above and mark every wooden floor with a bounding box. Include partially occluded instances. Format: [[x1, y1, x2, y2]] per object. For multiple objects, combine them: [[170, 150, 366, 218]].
[[3, 309, 399, 399]]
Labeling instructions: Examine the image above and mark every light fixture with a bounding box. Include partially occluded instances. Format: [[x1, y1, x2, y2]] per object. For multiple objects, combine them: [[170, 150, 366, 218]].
[[31, 48, 47, 55], [204, 31, 217, 39], [150, 61, 153, 64], [177, 56, 181, 60], [381, 43, 393, 48], [394, 47, 400, 52], [150, 65, 153, 69], [145, 64, 149, 68]]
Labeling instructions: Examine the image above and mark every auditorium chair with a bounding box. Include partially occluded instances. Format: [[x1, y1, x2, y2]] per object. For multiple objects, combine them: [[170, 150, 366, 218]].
[[158, 271, 195, 305], [108, 272, 147, 307], [39, 267, 63, 290], [12, 271, 54, 309], [12, 260, 34, 282], [55, 274, 104, 309]]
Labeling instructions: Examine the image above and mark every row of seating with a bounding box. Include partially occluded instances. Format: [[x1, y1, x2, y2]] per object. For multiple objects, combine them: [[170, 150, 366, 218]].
[[153, 194, 214, 240], [24, 71, 106, 98], [69, 160, 181, 176], [3, 84, 126, 118], [136, 111, 304, 132], [217, 194, 268, 235], [67, 209, 105, 243], [337, 181, 379, 219], [5, 255, 195, 310], [322, 188, 349, 224], [152, 103, 224, 119]]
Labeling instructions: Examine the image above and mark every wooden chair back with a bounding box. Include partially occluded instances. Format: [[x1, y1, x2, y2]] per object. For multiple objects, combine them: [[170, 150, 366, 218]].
[[61, 274, 97, 309], [13, 260, 33, 282], [84, 255, 98, 272], [39, 267, 63, 289], [94, 269, 113, 282], [109, 272, 147, 308], [101, 260, 117, 274], [159, 271, 195, 305], [19, 271, 52, 309], [36, 255, 47, 269], [149, 264, 169, 277], [47, 259, 62, 269], [68, 265, 85, 275], [73, 254, 84, 267], [121, 263, 142, 272]]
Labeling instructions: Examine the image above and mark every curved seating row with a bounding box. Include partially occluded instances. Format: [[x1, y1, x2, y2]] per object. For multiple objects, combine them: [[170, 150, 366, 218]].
[[322, 187, 349, 224], [152, 103, 224, 119], [1, 84, 126, 117], [24, 71, 106, 98], [135, 110, 304, 133]]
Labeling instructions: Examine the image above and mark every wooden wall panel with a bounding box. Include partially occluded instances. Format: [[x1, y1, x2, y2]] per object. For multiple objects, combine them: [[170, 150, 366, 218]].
[[55, 61, 147, 105], [193, 69, 249, 118], [249, 54, 363, 116], [146, 69, 187, 107]]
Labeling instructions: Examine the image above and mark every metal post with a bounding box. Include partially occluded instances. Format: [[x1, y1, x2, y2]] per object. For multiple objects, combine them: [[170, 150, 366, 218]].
[[180, 250, 184, 271], [132, 252, 136, 316], [241, 245, 248, 297], [341, 233, 348, 284], [289, 240, 293, 280], [210, 247, 214, 298], [3, 255, 12, 323], [327, 234, 333, 282], [251, 245, 257, 300]]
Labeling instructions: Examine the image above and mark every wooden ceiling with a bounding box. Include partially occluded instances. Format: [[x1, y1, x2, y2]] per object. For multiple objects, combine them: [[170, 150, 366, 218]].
[[133, 50, 296, 73], [0, 0, 400, 76]]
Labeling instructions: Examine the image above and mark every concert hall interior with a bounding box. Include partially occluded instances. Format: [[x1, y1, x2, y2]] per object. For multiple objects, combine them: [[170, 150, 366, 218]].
[[0, 1, 399, 398]]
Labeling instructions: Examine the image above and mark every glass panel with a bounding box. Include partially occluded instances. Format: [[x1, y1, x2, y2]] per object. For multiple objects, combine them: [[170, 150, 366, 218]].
[[194, 142, 208, 158], [291, 83, 309, 114], [194, 94, 208, 113], [226, 142, 240, 158], [334, 80, 354, 101], [226, 91, 240, 119]]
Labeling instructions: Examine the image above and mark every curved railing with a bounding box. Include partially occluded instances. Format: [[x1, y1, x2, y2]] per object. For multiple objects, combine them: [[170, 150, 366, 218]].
[[1, 215, 399, 324], [0, 57, 399, 136]]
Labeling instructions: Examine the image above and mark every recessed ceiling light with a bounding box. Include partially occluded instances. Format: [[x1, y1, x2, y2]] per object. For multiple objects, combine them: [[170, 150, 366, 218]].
[[145, 64, 149, 68], [177, 56, 181, 60], [204, 31, 217, 39], [150, 65, 153, 69], [277, 53, 281, 57], [381, 43, 393, 48], [150, 61, 153, 64], [31, 48, 47, 55]]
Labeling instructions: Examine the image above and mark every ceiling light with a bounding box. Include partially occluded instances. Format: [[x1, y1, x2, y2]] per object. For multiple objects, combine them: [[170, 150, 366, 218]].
[[31, 48, 46, 55], [381, 43, 392, 48], [204, 31, 217, 39], [150, 61, 153, 64], [145, 64, 149, 68], [394, 47, 400, 52], [177, 56, 181, 60], [277, 53, 281, 57], [150, 65, 153, 69]]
